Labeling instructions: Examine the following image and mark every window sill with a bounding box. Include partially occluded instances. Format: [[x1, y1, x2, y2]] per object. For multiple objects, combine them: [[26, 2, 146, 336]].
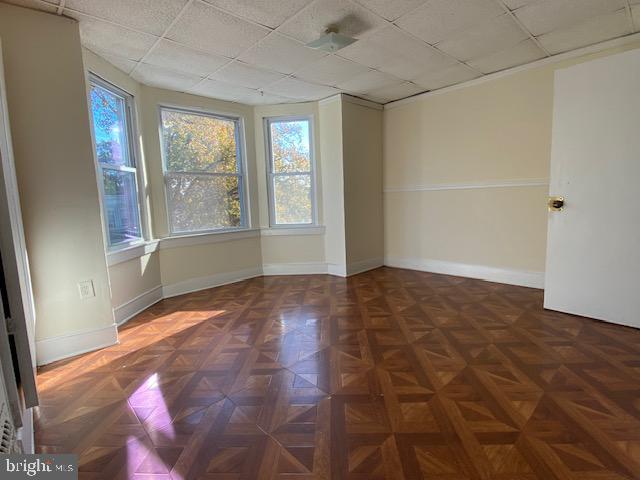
[[260, 226, 326, 236], [159, 228, 261, 250], [107, 240, 160, 267]]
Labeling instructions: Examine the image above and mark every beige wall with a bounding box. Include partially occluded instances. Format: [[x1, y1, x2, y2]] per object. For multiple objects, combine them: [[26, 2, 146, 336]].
[[383, 41, 640, 274], [159, 238, 261, 288], [254, 102, 326, 266], [0, 4, 114, 340], [342, 100, 383, 268], [318, 98, 346, 271], [138, 87, 263, 286], [82, 49, 163, 308], [140, 86, 259, 238]]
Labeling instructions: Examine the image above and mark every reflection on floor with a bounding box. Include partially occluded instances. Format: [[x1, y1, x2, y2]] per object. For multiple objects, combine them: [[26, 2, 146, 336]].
[[35, 267, 640, 479]]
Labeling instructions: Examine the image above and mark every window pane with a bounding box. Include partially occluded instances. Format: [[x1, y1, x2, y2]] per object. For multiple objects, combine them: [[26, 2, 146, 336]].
[[167, 174, 241, 233], [161, 109, 239, 174], [102, 169, 141, 245], [273, 174, 312, 224], [90, 84, 132, 167], [270, 120, 311, 173]]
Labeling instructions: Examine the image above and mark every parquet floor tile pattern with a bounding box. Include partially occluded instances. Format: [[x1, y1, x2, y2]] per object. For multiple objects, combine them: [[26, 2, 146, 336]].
[[35, 267, 640, 479]]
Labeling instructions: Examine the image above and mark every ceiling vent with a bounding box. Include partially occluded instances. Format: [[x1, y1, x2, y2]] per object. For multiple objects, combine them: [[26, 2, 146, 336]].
[[306, 28, 357, 52]]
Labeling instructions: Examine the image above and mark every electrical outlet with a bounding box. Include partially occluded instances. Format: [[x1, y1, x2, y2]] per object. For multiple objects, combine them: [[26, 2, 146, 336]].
[[78, 280, 95, 300]]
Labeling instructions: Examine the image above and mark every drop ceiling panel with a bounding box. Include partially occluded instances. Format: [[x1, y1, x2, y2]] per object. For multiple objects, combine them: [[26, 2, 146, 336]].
[[238, 33, 327, 74], [468, 39, 546, 74], [365, 81, 423, 102], [98, 54, 139, 75], [210, 61, 286, 89], [436, 14, 528, 62], [502, 0, 539, 9], [235, 90, 296, 105], [412, 63, 480, 90], [265, 77, 341, 100], [166, 1, 270, 58], [513, 0, 627, 36], [65, 0, 189, 36], [188, 78, 258, 102], [2, 0, 58, 13], [77, 15, 157, 61], [336, 69, 400, 94], [277, 0, 387, 44], [145, 40, 231, 77], [354, 0, 426, 21], [395, 0, 504, 45], [339, 25, 456, 80], [537, 9, 631, 54], [8, 0, 640, 105], [132, 62, 202, 91], [293, 55, 370, 87], [202, 0, 314, 29]]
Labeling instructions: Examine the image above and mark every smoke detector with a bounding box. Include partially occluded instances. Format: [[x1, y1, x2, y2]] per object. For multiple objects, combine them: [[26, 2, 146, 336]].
[[306, 28, 357, 52]]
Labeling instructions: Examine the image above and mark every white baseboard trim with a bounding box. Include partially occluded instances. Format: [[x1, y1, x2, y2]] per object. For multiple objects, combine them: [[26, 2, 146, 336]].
[[347, 257, 384, 276], [385, 257, 544, 289], [114, 285, 163, 326], [262, 262, 328, 275], [162, 266, 263, 298], [36, 323, 118, 366], [327, 263, 347, 277]]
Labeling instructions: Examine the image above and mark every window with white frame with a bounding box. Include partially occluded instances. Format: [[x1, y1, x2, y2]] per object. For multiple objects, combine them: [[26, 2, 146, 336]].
[[265, 117, 315, 226], [88, 75, 143, 249], [160, 107, 246, 234]]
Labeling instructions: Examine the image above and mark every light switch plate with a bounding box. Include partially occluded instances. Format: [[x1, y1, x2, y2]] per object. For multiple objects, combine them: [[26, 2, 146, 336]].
[[78, 280, 95, 300]]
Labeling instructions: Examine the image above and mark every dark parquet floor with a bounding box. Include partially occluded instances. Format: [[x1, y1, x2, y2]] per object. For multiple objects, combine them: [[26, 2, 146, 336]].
[[35, 267, 640, 479]]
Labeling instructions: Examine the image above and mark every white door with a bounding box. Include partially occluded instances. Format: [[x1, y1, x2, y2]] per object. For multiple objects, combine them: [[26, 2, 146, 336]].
[[544, 48, 640, 329]]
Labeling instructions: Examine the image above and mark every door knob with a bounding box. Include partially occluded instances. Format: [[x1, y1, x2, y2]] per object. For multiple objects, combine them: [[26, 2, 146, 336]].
[[548, 196, 564, 211]]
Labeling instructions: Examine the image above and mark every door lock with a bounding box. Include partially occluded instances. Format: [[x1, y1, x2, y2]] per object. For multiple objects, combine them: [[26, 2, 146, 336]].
[[548, 196, 564, 211]]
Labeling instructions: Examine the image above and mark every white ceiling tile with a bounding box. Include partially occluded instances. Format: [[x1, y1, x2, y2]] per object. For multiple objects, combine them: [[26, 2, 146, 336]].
[[467, 39, 546, 74], [353, 0, 426, 21], [502, 0, 540, 9], [235, 90, 297, 105], [395, 0, 504, 45], [145, 40, 230, 77], [436, 14, 528, 62], [210, 61, 286, 89], [514, 0, 627, 36], [100, 54, 139, 75], [2, 0, 58, 13], [166, 1, 270, 58], [537, 9, 631, 54], [132, 63, 202, 91], [293, 55, 370, 86], [412, 63, 480, 90], [76, 15, 157, 61], [277, 0, 387, 44], [65, 0, 188, 36], [264, 77, 340, 100], [336, 70, 400, 94], [338, 25, 457, 80], [366, 81, 423, 102], [188, 78, 258, 102], [202, 0, 314, 29], [238, 33, 327, 74]]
